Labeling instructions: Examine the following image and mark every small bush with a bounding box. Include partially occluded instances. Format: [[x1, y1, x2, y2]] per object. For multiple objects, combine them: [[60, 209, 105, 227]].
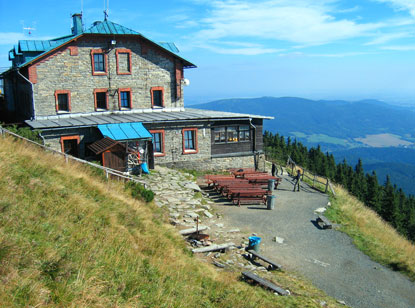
[[5, 124, 42, 143], [125, 181, 154, 203]]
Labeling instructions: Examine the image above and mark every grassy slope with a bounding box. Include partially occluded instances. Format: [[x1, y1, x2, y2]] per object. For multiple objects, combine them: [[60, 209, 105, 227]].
[[326, 185, 415, 280], [0, 136, 343, 308]]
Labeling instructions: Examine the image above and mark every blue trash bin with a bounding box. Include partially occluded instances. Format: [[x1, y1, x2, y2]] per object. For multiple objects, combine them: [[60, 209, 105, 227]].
[[248, 236, 261, 252], [141, 162, 150, 174]]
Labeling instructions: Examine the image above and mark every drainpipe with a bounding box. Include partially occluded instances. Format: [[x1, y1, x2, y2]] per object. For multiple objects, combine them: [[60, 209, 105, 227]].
[[249, 118, 256, 152], [17, 70, 36, 120], [38, 132, 46, 146]]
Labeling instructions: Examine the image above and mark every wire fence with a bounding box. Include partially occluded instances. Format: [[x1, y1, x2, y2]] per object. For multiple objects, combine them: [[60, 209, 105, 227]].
[[0, 125, 147, 187], [286, 156, 336, 196]]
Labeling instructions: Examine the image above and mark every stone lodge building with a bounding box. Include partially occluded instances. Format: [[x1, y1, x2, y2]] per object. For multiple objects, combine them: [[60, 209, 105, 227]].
[[1, 14, 272, 171]]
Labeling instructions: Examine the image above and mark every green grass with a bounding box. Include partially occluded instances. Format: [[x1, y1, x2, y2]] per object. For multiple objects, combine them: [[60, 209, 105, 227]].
[[325, 184, 415, 281], [0, 136, 348, 307]]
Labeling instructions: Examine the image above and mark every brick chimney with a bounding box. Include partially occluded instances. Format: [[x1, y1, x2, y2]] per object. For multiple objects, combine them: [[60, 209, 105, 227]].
[[72, 13, 83, 35]]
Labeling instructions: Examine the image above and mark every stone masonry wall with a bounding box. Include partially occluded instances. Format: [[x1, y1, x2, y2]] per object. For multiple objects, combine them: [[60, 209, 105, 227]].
[[32, 36, 184, 117], [160, 154, 256, 171], [150, 123, 211, 164], [41, 127, 101, 158]]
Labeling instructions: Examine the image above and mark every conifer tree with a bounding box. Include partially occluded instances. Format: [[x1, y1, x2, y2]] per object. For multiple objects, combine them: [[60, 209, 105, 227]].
[[365, 171, 381, 212]]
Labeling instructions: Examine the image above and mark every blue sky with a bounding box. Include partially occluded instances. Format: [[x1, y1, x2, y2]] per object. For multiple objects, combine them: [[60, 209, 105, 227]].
[[1, 0, 415, 104]]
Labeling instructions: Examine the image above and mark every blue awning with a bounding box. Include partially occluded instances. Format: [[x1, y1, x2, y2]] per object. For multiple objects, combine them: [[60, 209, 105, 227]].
[[98, 122, 152, 141]]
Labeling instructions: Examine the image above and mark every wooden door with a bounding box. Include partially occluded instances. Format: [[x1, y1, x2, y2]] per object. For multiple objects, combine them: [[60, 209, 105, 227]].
[[103, 150, 126, 172]]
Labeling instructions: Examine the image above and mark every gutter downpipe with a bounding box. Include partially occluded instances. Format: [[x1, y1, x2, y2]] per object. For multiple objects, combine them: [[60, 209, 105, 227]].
[[249, 118, 259, 170], [17, 69, 36, 120], [249, 118, 256, 152]]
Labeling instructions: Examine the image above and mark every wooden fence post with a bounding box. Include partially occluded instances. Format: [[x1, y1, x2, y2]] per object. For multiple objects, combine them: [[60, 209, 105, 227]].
[[105, 170, 109, 179], [65, 155, 68, 164]]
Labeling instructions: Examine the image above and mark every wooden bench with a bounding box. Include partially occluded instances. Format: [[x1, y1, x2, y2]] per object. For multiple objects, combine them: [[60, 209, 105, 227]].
[[204, 175, 235, 187], [231, 190, 269, 206], [224, 185, 266, 198], [242, 271, 288, 295], [244, 176, 282, 189], [247, 249, 282, 271], [316, 215, 332, 229]]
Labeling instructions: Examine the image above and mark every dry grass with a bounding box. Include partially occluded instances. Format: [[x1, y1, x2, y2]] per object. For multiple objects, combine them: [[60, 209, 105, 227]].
[[0, 136, 348, 307], [326, 184, 415, 280]]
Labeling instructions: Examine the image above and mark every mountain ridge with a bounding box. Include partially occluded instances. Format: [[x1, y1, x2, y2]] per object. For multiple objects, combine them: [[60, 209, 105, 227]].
[[192, 96, 415, 195]]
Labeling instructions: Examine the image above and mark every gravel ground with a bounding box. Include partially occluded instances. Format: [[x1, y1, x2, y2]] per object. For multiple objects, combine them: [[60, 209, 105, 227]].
[[214, 173, 415, 308]]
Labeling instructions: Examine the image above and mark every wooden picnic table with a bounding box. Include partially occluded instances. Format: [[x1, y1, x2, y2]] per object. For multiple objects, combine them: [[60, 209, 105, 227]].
[[244, 176, 282, 189], [228, 168, 256, 173], [232, 170, 268, 178], [212, 178, 248, 185], [205, 175, 236, 187], [220, 183, 265, 195]]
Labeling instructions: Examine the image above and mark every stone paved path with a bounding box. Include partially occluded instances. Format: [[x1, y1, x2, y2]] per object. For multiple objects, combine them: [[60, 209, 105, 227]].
[[144, 166, 415, 308], [217, 172, 415, 308]]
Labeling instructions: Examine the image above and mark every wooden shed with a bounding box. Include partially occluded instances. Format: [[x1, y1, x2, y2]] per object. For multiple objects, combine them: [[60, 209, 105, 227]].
[[88, 137, 127, 172]]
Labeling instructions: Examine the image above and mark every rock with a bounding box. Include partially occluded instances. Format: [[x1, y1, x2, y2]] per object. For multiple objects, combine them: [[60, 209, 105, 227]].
[[170, 212, 180, 219], [227, 228, 240, 233], [258, 266, 267, 271], [201, 204, 211, 211], [327, 201, 331, 207], [273, 236, 284, 244], [204, 210, 214, 218], [203, 240, 213, 246], [184, 212, 199, 219], [214, 253, 221, 258], [337, 300, 347, 305], [225, 259, 234, 265], [215, 223, 224, 228], [319, 300, 327, 307], [315, 207, 327, 214], [213, 261, 226, 268], [169, 219, 180, 226]]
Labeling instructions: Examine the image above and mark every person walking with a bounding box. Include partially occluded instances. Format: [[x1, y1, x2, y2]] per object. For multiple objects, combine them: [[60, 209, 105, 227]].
[[293, 169, 301, 192], [271, 163, 276, 177]]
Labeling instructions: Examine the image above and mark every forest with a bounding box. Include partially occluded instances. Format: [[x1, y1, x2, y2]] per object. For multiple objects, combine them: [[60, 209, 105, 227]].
[[264, 131, 415, 242]]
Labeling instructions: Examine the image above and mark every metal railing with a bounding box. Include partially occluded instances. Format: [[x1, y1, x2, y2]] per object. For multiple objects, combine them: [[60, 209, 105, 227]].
[[286, 156, 336, 196], [0, 125, 147, 186]]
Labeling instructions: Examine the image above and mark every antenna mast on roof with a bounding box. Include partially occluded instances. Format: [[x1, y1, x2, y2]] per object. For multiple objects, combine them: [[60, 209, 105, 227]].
[[104, 0, 109, 20], [23, 27, 36, 36]]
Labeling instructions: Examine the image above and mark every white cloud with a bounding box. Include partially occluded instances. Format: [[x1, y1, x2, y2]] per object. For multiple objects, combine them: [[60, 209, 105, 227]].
[[365, 31, 412, 45], [381, 44, 415, 50], [278, 51, 376, 58], [373, 0, 415, 16], [197, 41, 283, 55], [192, 0, 382, 47], [308, 51, 376, 57], [337, 6, 361, 14]]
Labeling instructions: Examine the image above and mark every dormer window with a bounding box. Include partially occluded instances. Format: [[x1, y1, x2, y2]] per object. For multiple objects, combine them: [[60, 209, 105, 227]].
[[91, 49, 107, 75]]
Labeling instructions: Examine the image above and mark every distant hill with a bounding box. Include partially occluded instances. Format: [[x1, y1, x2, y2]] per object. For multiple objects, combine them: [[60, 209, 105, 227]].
[[192, 97, 415, 195], [192, 97, 415, 151]]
